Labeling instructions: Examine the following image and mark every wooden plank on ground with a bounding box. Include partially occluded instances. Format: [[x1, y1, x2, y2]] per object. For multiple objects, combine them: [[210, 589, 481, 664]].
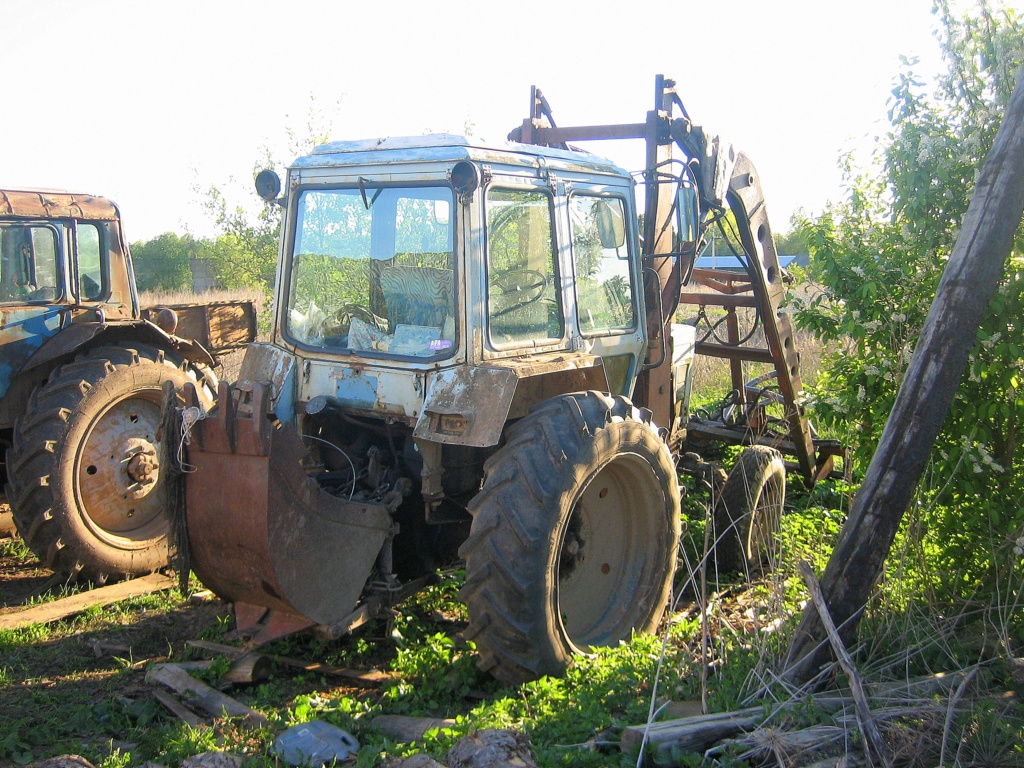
[[151, 688, 207, 728], [0, 573, 176, 631], [371, 715, 458, 742], [621, 707, 763, 752], [186, 639, 392, 686], [146, 663, 269, 729], [186, 639, 247, 658]]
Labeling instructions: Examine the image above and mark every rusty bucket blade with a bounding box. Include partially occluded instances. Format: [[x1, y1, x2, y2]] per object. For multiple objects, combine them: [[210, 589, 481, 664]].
[[184, 381, 393, 629]]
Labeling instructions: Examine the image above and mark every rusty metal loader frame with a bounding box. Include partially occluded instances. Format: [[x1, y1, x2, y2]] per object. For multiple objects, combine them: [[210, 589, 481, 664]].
[[511, 75, 845, 484]]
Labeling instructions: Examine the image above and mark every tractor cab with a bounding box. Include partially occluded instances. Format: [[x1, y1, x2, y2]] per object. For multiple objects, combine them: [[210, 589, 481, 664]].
[[254, 135, 648, 431]]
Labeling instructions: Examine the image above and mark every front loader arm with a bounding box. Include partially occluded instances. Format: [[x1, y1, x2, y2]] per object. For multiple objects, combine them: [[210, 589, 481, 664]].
[[672, 127, 844, 484], [716, 151, 816, 481], [513, 75, 844, 485]]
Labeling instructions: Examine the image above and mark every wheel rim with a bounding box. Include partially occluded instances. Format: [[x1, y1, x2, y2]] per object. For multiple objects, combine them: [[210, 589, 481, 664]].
[[75, 390, 168, 542], [747, 474, 785, 564], [555, 453, 668, 652]]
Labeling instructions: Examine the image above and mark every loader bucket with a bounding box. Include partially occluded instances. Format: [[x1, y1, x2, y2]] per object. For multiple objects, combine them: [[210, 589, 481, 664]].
[[182, 381, 393, 640]]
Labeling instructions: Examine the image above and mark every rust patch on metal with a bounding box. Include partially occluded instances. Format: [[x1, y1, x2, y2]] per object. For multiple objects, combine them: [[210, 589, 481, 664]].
[[0, 189, 120, 220], [184, 381, 393, 629]]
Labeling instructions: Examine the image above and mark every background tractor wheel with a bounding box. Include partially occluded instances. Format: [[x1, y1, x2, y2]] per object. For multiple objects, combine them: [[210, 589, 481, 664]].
[[459, 392, 681, 684], [5, 344, 214, 583], [713, 445, 787, 574]]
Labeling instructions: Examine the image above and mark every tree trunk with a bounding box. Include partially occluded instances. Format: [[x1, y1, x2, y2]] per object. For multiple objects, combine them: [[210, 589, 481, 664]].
[[783, 65, 1024, 686]]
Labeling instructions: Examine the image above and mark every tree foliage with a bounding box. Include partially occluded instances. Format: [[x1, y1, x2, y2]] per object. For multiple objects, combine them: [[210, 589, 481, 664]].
[[195, 103, 336, 295], [773, 210, 813, 256], [793, 0, 1024, 595], [197, 179, 281, 292], [130, 232, 198, 292]]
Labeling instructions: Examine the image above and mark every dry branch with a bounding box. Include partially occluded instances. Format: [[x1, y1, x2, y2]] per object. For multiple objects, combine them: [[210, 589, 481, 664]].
[[624, 667, 985, 764], [800, 561, 892, 768], [186, 639, 391, 686]]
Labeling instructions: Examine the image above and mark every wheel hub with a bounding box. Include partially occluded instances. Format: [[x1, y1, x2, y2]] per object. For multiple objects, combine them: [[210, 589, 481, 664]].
[[78, 397, 166, 534], [118, 437, 161, 498], [556, 455, 666, 650], [126, 445, 159, 487]]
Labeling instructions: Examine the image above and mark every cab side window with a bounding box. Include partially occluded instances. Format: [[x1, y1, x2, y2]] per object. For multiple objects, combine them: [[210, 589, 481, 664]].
[[485, 188, 562, 344], [77, 224, 106, 301], [569, 195, 636, 334]]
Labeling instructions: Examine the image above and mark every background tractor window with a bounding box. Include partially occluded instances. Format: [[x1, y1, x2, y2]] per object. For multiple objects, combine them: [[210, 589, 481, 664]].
[[0, 224, 60, 303], [77, 224, 105, 300], [486, 188, 562, 344], [569, 195, 636, 334]]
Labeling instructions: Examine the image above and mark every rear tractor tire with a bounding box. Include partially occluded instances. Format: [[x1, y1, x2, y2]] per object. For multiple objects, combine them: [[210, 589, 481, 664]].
[[459, 392, 681, 684], [713, 445, 786, 574], [5, 344, 214, 583]]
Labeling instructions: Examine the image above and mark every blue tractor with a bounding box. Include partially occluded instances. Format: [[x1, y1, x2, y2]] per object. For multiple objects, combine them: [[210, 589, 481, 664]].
[[0, 189, 231, 583]]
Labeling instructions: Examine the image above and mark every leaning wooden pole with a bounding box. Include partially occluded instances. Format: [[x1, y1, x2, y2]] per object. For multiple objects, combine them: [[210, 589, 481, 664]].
[[783, 65, 1024, 686]]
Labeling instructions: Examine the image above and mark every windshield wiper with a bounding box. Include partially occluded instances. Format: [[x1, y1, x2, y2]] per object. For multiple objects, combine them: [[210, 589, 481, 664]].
[[357, 177, 384, 210]]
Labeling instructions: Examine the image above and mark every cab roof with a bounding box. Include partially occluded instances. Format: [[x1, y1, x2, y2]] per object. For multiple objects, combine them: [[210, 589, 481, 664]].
[[0, 189, 120, 221], [293, 133, 630, 178]]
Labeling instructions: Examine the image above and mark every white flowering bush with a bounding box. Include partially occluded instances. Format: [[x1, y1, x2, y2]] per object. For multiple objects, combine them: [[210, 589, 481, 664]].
[[792, 0, 1024, 597]]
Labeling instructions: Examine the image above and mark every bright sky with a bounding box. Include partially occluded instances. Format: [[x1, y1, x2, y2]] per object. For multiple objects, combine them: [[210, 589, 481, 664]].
[[0, 0, 987, 243]]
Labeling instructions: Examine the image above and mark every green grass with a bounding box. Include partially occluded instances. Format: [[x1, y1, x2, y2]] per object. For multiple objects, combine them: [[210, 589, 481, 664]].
[[1, 485, 1022, 767]]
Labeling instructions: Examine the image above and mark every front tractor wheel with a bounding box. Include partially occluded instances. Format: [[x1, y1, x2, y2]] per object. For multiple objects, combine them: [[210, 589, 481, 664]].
[[5, 344, 214, 583], [459, 392, 681, 684], [713, 445, 787, 574]]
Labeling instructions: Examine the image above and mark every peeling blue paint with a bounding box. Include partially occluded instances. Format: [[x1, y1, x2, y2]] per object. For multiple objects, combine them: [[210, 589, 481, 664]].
[[0, 306, 63, 400], [333, 369, 378, 410]]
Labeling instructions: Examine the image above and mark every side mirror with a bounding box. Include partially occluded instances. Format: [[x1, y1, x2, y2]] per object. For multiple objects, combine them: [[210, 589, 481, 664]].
[[594, 199, 626, 249], [450, 161, 480, 199], [255, 169, 282, 202], [676, 182, 699, 245]]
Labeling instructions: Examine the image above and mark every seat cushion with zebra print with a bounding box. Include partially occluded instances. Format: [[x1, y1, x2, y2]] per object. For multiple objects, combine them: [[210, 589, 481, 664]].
[[379, 265, 453, 329]]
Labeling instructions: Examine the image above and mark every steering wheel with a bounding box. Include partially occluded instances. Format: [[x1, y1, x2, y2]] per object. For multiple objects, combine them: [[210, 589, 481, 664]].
[[337, 303, 382, 328], [491, 269, 548, 318]]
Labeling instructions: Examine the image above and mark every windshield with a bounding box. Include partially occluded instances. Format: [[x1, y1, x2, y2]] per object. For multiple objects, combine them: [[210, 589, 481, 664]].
[[286, 185, 456, 358]]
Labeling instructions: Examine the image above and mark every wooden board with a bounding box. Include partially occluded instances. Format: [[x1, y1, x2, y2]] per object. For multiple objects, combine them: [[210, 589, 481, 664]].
[[141, 300, 257, 354], [0, 573, 176, 631], [371, 715, 458, 742], [621, 707, 762, 751], [146, 663, 269, 728]]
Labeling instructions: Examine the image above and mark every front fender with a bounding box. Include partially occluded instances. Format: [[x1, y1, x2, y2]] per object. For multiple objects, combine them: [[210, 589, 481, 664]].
[[0, 319, 216, 430], [413, 353, 609, 447], [21, 319, 216, 376]]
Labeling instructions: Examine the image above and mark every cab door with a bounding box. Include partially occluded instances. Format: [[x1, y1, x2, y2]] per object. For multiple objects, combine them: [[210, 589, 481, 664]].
[[482, 181, 567, 354], [0, 222, 65, 401], [565, 189, 645, 396]]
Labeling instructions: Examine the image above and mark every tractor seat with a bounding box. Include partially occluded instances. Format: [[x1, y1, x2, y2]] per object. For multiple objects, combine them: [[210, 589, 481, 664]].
[[379, 265, 453, 329]]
